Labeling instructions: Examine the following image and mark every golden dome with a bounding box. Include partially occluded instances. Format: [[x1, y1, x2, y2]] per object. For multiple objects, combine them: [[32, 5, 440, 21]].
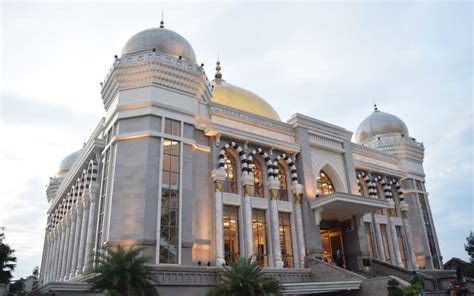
[[211, 62, 281, 121]]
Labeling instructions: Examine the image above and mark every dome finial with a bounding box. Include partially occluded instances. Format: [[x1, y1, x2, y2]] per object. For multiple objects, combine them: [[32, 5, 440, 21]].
[[215, 56, 222, 79], [373, 96, 378, 111], [160, 11, 165, 28]]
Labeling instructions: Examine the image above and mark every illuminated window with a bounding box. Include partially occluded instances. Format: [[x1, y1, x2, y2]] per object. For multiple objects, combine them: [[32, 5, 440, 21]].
[[364, 222, 377, 259], [160, 139, 180, 264], [223, 152, 237, 194], [316, 171, 335, 196], [164, 118, 181, 136], [252, 209, 268, 267], [223, 206, 239, 264], [380, 224, 391, 264], [278, 164, 289, 201], [252, 159, 264, 198], [278, 212, 294, 267]]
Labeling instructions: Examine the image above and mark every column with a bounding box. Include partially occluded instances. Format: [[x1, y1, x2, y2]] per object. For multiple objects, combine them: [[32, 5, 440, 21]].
[[389, 220, 403, 267], [373, 220, 385, 261], [76, 192, 90, 276], [65, 209, 77, 280], [60, 213, 72, 280], [401, 203, 418, 268], [242, 173, 254, 259], [70, 202, 83, 279], [211, 169, 226, 266], [55, 221, 66, 281], [293, 184, 306, 268], [83, 183, 99, 273], [46, 233, 55, 282], [269, 178, 283, 268], [39, 231, 48, 284], [49, 228, 59, 282]]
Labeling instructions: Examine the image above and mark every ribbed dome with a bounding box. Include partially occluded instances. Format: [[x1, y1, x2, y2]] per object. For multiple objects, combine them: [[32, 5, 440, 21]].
[[55, 150, 81, 178], [211, 62, 281, 121], [355, 107, 409, 144], [121, 27, 196, 62]]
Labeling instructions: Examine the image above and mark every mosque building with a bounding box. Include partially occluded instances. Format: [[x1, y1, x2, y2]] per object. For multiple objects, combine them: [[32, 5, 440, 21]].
[[35, 21, 443, 295]]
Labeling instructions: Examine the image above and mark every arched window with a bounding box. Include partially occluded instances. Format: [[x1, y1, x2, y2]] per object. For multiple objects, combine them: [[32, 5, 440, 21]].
[[316, 170, 335, 197], [223, 152, 237, 194], [278, 163, 289, 201], [252, 159, 264, 198]]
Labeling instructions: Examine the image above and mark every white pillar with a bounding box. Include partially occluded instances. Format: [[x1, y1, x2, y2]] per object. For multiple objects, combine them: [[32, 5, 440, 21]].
[[211, 169, 226, 266], [65, 210, 76, 281], [83, 183, 99, 273], [389, 221, 403, 267], [402, 212, 419, 269], [76, 192, 90, 276], [50, 228, 59, 282], [240, 173, 254, 260], [55, 222, 66, 281], [268, 178, 283, 268], [61, 213, 72, 280], [69, 202, 83, 279], [46, 233, 55, 282], [291, 183, 305, 268], [373, 221, 385, 261]]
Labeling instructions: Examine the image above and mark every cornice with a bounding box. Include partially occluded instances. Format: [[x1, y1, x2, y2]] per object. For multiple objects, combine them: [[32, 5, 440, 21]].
[[288, 113, 352, 141]]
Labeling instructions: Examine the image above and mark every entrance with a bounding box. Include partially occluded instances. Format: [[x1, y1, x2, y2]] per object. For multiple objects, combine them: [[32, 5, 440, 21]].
[[320, 228, 345, 268]]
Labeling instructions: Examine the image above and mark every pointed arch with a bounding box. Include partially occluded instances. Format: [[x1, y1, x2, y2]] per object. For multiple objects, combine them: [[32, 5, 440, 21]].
[[247, 148, 275, 179], [218, 141, 247, 172], [316, 163, 346, 195], [275, 153, 298, 184]]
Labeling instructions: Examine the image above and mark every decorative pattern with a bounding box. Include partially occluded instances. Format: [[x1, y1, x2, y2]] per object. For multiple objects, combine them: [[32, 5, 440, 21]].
[[275, 153, 298, 184], [247, 148, 276, 179], [218, 142, 247, 173]]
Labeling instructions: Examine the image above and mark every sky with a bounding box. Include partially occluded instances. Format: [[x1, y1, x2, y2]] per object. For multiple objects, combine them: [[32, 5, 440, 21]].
[[0, 1, 472, 279]]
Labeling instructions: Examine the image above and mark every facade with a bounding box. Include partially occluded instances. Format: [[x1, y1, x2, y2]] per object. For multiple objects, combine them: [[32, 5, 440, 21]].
[[37, 22, 443, 294]]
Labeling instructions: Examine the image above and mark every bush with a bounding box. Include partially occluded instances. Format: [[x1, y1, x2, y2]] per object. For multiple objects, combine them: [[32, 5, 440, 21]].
[[402, 282, 423, 296], [387, 278, 404, 296]]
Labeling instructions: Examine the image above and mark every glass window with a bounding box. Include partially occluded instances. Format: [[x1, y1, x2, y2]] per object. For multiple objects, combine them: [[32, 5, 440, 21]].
[[97, 148, 111, 249], [164, 118, 181, 137], [252, 209, 268, 267], [415, 180, 424, 191], [223, 152, 237, 194], [252, 159, 264, 198], [278, 212, 294, 267], [396, 226, 408, 268], [278, 164, 289, 201], [418, 193, 440, 268], [223, 206, 239, 264], [160, 139, 180, 264], [380, 224, 391, 264], [316, 171, 335, 197], [364, 222, 377, 259]]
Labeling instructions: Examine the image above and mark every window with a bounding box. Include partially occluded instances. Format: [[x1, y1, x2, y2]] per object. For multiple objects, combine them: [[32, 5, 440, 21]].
[[380, 224, 392, 264], [415, 180, 424, 191], [364, 222, 377, 259], [223, 206, 239, 264], [396, 226, 408, 267], [316, 171, 335, 196], [223, 152, 238, 194], [278, 212, 294, 267], [164, 118, 181, 136], [418, 193, 440, 268], [252, 209, 268, 267], [252, 159, 264, 198], [278, 164, 289, 201], [159, 139, 180, 264]]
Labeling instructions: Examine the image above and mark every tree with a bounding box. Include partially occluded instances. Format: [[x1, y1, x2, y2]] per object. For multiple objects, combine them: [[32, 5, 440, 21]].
[[464, 231, 474, 278], [207, 256, 283, 296], [87, 245, 158, 296], [0, 243, 17, 284], [9, 277, 25, 295], [32, 266, 39, 289]]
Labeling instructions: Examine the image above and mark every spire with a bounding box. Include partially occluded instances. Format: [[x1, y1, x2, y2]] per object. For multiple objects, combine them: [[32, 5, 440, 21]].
[[160, 12, 165, 28], [373, 96, 378, 111], [215, 59, 222, 79]]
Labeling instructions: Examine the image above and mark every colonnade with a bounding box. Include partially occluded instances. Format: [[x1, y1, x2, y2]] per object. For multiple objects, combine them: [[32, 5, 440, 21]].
[[40, 159, 99, 283]]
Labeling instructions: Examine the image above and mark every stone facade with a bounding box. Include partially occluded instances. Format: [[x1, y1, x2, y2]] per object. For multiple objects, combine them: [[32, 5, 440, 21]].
[[36, 24, 443, 295]]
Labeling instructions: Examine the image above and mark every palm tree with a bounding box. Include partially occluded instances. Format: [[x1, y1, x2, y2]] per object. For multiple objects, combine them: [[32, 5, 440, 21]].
[[0, 243, 17, 284], [207, 256, 283, 296], [88, 245, 158, 296]]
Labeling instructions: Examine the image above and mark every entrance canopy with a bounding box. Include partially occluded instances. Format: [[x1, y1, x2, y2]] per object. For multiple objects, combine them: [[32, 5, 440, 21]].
[[310, 192, 388, 221]]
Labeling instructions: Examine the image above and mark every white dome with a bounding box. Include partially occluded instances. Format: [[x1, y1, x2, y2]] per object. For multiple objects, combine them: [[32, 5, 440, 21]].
[[355, 107, 409, 144], [55, 150, 81, 178], [121, 27, 196, 62]]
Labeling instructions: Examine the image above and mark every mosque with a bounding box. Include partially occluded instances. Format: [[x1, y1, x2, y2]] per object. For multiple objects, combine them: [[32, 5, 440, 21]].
[[35, 21, 443, 295]]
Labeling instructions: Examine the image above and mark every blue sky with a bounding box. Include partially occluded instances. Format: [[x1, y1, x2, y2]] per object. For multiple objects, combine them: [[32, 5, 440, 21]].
[[1, 1, 472, 278]]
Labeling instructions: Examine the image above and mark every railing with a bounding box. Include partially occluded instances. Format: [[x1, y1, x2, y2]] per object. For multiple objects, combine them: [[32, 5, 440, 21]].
[[371, 259, 436, 290]]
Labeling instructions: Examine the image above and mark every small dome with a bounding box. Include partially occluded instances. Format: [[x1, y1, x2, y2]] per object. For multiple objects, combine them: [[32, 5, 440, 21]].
[[121, 27, 196, 62], [355, 106, 409, 144], [211, 62, 281, 121], [55, 150, 81, 178]]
